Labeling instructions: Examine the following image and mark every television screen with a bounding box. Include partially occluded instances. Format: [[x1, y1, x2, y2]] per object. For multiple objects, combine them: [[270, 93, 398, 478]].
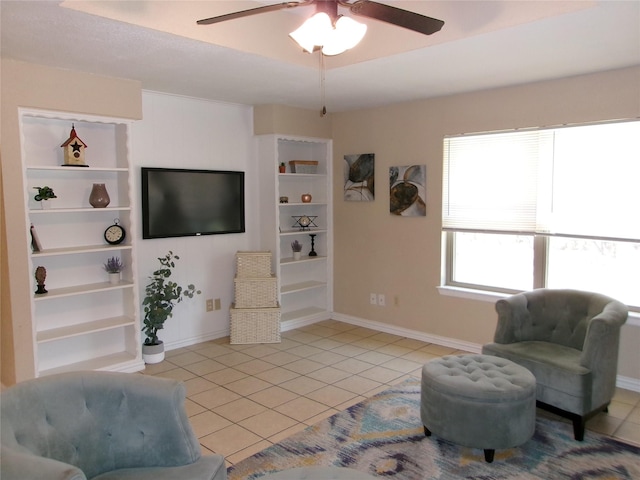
[[141, 167, 245, 239]]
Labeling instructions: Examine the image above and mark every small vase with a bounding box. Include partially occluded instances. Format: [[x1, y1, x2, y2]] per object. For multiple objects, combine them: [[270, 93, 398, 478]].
[[89, 183, 110, 208], [293, 251, 301, 261], [301, 194, 312, 203], [108, 272, 120, 285]]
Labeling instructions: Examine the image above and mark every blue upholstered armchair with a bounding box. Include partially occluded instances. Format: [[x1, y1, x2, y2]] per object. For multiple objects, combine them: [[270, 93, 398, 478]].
[[1, 371, 227, 480], [482, 288, 628, 441]]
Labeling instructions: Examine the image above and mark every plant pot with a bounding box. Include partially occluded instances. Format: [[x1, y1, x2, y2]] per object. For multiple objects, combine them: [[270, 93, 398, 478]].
[[293, 251, 301, 261], [142, 341, 165, 364], [108, 272, 120, 284], [279, 166, 286, 173]]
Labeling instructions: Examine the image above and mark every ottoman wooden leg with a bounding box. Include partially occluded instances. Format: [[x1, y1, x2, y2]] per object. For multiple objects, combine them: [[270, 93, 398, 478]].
[[424, 426, 431, 437], [484, 449, 495, 463]]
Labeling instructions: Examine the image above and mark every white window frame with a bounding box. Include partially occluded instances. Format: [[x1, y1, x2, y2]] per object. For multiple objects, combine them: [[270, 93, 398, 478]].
[[440, 120, 640, 313]]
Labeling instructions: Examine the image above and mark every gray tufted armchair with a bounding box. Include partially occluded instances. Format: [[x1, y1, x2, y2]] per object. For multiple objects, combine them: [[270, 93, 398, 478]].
[[1, 371, 227, 480], [482, 288, 628, 441]]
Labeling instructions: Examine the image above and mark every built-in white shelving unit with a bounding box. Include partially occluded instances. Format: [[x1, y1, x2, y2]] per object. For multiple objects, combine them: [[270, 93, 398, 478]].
[[19, 108, 144, 377], [257, 135, 333, 325]]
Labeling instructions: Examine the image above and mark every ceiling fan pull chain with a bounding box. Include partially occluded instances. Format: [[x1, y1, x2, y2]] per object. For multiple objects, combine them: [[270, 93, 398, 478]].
[[320, 52, 327, 117]]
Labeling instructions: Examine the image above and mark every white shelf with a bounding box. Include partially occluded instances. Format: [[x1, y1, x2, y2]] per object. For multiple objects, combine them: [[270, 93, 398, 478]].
[[281, 280, 326, 295], [27, 166, 128, 172], [30, 207, 131, 214], [280, 229, 327, 236], [32, 244, 132, 257], [19, 108, 142, 378], [281, 306, 327, 323], [281, 255, 326, 265], [39, 352, 142, 377], [257, 135, 333, 325], [279, 173, 327, 178], [279, 202, 328, 207], [33, 280, 134, 301], [36, 316, 135, 343]]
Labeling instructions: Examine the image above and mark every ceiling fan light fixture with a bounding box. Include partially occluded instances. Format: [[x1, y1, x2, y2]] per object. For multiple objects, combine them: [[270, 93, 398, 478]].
[[289, 12, 333, 53], [321, 16, 367, 56], [289, 11, 367, 55]]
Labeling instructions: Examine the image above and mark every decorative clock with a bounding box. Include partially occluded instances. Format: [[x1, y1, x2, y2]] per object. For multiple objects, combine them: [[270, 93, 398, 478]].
[[104, 219, 126, 245]]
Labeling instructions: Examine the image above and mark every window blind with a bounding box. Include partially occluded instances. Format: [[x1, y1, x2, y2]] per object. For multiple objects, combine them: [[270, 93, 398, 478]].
[[442, 121, 640, 242]]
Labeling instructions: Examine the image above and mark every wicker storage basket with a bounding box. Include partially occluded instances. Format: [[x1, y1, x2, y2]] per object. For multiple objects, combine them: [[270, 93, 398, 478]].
[[289, 160, 318, 174], [230, 304, 281, 344], [236, 251, 272, 278], [234, 275, 278, 308]]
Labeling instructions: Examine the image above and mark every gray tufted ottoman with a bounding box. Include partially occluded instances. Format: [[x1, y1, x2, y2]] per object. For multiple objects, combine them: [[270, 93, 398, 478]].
[[421, 354, 536, 462]]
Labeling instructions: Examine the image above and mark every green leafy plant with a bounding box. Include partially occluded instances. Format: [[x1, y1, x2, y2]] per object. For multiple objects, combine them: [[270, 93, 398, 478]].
[[291, 240, 302, 252], [33, 186, 57, 201], [142, 251, 201, 346], [103, 256, 124, 273]]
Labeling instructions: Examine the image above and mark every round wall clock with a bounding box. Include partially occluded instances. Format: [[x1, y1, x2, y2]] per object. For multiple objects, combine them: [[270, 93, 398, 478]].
[[104, 219, 126, 245]]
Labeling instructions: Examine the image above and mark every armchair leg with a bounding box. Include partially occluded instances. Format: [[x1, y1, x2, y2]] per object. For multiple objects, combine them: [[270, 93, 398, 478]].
[[424, 426, 431, 437], [572, 416, 585, 441], [484, 449, 495, 463]]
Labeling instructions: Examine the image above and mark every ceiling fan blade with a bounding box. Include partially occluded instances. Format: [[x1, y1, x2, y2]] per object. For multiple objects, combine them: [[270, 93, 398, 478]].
[[197, 1, 312, 25], [348, 0, 444, 36]]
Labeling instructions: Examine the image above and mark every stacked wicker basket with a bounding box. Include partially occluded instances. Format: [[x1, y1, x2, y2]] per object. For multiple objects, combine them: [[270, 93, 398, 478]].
[[230, 251, 281, 344]]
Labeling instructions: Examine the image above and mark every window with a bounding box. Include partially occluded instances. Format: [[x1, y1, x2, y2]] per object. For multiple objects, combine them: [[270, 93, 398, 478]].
[[442, 120, 640, 309]]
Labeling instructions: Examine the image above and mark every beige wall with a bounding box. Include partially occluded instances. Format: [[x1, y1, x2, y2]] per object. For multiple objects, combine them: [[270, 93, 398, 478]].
[[331, 66, 640, 381], [0, 59, 142, 385], [254, 104, 332, 138]]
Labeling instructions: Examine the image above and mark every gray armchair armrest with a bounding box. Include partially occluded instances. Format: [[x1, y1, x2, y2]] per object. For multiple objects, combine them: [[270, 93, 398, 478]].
[[494, 293, 529, 344], [1, 446, 85, 480], [580, 301, 628, 407]]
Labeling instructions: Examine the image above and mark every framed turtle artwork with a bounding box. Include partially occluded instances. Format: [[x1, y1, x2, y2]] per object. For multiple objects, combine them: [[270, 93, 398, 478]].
[[389, 165, 426, 216], [343, 153, 374, 201]]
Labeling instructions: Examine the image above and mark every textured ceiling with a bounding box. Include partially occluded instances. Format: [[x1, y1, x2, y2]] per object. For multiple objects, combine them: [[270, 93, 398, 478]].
[[1, 1, 639, 112]]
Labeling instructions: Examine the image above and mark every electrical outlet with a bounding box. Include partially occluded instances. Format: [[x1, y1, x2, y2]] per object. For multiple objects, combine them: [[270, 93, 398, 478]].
[[214, 298, 221, 310], [370, 293, 377, 305], [206, 299, 214, 312], [378, 294, 386, 307]]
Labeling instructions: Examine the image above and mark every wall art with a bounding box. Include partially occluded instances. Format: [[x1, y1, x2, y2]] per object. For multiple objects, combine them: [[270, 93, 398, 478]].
[[344, 153, 375, 201], [389, 165, 426, 216]]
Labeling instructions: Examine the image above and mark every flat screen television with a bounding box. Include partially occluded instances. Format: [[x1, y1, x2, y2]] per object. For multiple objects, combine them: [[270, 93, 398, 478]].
[[141, 167, 245, 239]]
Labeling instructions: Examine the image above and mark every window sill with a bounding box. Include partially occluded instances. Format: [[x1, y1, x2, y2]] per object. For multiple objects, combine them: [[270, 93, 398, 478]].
[[437, 285, 640, 327]]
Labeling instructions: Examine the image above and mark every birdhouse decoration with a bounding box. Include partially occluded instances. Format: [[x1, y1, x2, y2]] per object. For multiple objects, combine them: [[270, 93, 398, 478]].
[[61, 124, 88, 167]]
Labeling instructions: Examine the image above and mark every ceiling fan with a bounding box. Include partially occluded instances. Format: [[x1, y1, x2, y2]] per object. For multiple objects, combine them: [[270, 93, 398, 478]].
[[197, 0, 444, 54]]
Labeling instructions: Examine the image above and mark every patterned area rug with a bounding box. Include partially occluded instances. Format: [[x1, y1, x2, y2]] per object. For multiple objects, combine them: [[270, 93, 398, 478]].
[[228, 379, 640, 479]]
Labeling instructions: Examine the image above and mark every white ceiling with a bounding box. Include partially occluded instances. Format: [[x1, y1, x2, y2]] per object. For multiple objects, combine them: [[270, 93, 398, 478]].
[[1, 1, 639, 113]]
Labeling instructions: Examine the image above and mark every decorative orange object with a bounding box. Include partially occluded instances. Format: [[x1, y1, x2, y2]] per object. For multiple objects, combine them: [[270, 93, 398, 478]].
[[301, 194, 312, 203]]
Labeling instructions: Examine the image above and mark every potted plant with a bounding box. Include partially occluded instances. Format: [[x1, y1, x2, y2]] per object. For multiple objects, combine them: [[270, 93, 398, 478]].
[[33, 186, 57, 209], [141, 251, 200, 364], [279, 162, 286, 173], [291, 240, 303, 260], [103, 256, 124, 284]]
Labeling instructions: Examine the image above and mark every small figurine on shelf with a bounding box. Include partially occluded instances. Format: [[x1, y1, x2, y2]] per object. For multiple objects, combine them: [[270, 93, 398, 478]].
[[308, 234, 318, 257], [33, 186, 57, 201], [61, 124, 88, 167], [35, 266, 47, 294], [291, 240, 303, 261]]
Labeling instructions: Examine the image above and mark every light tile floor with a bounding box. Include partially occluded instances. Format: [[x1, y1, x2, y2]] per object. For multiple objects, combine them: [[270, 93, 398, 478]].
[[143, 320, 640, 466]]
